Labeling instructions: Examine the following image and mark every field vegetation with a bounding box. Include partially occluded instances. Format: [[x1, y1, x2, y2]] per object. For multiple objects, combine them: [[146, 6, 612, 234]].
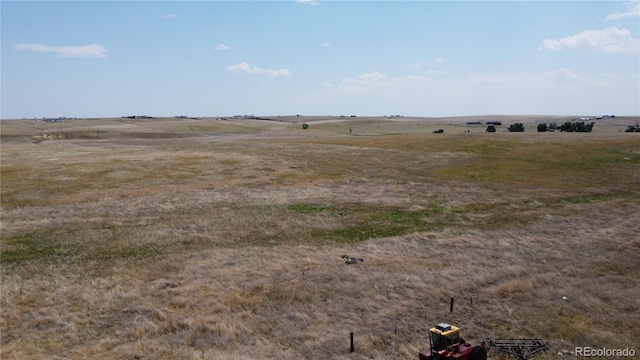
[[1, 115, 639, 359]]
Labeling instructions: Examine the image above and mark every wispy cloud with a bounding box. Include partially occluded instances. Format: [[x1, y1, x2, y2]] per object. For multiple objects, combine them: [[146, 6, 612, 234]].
[[394, 74, 431, 82], [336, 71, 434, 95], [426, 70, 448, 76], [539, 26, 639, 54], [606, 1, 639, 20], [547, 68, 584, 82], [163, 14, 178, 19], [320, 42, 330, 47], [410, 59, 444, 69], [215, 44, 231, 51], [227, 62, 292, 77], [469, 75, 503, 84], [14, 43, 107, 58], [342, 71, 387, 84], [297, 0, 319, 5], [337, 71, 391, 95]]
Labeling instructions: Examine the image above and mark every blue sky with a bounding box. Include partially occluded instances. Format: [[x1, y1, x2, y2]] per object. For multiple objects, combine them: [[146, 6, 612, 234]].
[[2, 1, 639, 118]]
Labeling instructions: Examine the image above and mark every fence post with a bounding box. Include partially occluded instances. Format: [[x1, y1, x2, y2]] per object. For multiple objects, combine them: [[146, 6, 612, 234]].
[[350, 332, 354, 352]]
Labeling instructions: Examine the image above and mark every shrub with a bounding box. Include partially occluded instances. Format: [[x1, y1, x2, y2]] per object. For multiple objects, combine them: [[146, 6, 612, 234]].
[[625, 123, 640, 132], [537, 123, 548, 132], [302, 123, 309, 130], [486, 125, 496, 133]]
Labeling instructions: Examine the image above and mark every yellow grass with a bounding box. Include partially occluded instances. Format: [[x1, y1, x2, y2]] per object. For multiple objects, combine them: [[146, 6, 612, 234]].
[[1, 116, 639, 359]]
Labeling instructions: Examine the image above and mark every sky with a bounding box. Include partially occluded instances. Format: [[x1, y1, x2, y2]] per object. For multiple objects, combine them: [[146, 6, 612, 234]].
[[1, 1, 639, 119]]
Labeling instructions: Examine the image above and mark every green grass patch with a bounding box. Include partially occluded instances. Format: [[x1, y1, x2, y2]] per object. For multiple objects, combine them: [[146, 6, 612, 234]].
[[1, 226, 161, 265], [1, 230, 76, 263], [291, 191, 636, 244], [303, 204, 456, 244]]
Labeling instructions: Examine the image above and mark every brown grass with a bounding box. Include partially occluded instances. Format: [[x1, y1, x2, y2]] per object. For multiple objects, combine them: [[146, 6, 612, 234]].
[[1, 116, 639, 359]]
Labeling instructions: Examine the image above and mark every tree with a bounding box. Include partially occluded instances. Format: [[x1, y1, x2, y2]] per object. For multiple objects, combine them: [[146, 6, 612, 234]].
[[537, 123, 548, 132], [508, 123, 525, 132], [486, 125, 496, 133], [560, 121, 594, 132]]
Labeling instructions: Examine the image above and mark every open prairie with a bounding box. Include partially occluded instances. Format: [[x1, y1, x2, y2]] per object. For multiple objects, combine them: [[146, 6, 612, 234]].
[[1, 115, 639, 359]]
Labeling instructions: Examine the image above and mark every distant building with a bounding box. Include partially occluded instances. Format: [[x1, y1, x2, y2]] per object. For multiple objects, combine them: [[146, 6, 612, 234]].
[[122, 115, 154, 119]]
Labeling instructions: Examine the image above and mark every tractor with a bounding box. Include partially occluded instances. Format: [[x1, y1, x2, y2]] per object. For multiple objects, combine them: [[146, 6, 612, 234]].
[[418, 323, 487, 360]]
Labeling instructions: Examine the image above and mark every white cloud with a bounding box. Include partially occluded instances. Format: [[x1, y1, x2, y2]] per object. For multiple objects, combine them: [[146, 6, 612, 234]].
[[320, 42, 330, 47], [547, 68, 584, 82], [433, 58, 443, 64], [539, 26, 639, 54], [14, 43, 107, 58], [227, 62, 292, 77], [297, 0, 319, 5], [215, 44, 231, 51], [606, 1, 640, 20], [163, 14, 178, 19]]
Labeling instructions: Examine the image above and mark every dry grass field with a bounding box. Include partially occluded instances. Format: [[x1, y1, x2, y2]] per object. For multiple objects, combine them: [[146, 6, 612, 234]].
[[1, 115, 639, 359]]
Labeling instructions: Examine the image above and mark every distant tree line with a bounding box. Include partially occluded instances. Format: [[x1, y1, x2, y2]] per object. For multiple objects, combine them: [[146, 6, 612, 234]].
[[485, 121, 602, 133], [536, 122, 594, 132]]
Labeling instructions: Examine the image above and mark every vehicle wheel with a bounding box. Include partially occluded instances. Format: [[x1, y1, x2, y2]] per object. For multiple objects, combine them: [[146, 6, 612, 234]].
[[470, 345, 487, 360]]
